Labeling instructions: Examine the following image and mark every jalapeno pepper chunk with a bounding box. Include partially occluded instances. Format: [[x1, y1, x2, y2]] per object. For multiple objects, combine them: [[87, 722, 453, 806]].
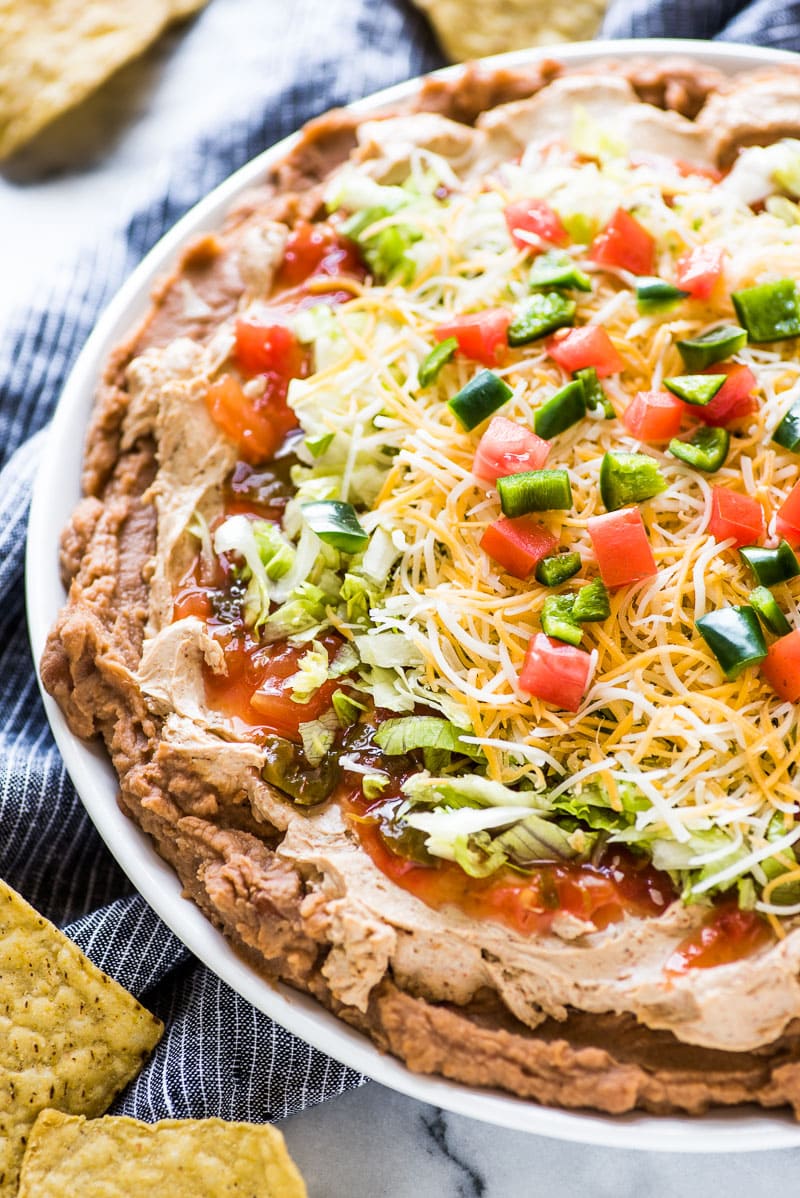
[[732, 279, 800, 343], [664, 374, 727, 406], [749, 586, 792, 636], [676, 325, 747, 371], [448, 369, 513, 430], [739, 540, 800, 587], [696, 605, 767, 679], [534, 379, 586, 439], [668, 426, 730, 473], [599, 451, 667, 512], [497, 469, 573, 516], [507, 292, 576, 346], [773, 397, 800, 452]]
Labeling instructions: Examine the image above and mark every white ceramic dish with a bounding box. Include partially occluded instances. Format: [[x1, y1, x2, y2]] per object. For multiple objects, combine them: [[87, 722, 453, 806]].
[[26, 38, 800, 1151]]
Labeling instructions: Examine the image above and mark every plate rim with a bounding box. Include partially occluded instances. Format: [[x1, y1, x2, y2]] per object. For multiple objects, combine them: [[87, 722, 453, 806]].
[[25, 37, 800, 1152]]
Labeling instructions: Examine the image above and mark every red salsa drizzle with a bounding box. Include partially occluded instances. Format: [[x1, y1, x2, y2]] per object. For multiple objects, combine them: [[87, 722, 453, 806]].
[[340, 779, 674, 937], [664, 902, 773, 975]]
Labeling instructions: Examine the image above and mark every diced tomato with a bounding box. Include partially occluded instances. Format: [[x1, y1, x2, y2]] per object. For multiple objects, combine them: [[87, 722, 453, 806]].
[[778, 481, 800, 545], [621, 390, 684, 442], [547, 325, 624, 378], [480, 516, 557, 579], [675, 244, 724, 300], [762, 629, 800, 702], [519, 633, 593, 712], [589, 208, 655, 276], [276, 220, 364, 289], [708, 487, 765, 547], [435, 310, 511, 368], [504, 199, 569, 251], [674, 160, 724, 183], [695, 363, 758, 427], [234, 321, 306, 378], [588, 508, 657, 589], [205, 637, 339, 741], [473, 416, 550, 482], [205, 374, 298, 464]]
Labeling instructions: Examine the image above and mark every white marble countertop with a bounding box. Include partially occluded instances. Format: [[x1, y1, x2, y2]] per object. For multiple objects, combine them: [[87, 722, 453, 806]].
[[4, 2, 800, 1190]]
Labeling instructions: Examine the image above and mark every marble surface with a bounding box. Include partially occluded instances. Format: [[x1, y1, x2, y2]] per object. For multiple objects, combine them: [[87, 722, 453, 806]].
[[4, 2, 800, 1191]]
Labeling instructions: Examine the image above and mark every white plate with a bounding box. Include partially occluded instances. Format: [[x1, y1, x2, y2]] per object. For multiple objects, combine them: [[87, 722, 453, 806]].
[[26, 38, 800, 1151]]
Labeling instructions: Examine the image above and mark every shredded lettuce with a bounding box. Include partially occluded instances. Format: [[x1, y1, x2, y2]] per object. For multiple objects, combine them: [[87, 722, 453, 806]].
[[332, 688, 367, 727], [374, 717, 482, 763], [288, 642, 330, 703], [402, 773, 549, 811], [354, 631, 424, 668], [571, 103, 628, 162], [298, 711, 338, 766], [262, 582, 328, 642]]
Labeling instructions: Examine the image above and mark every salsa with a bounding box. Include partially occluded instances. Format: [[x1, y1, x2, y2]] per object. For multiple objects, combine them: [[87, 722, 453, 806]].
[[341, 783, 674, 936], [664, 902, 773, 975]]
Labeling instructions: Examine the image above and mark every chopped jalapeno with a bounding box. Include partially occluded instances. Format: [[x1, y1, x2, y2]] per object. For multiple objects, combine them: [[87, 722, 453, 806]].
[[574, 366, 614, 419], [529, 250, 591, 292], [663, 374, 726, 406], [739, 540, 800, 587], [535, 551, 582, 587], [507, 292, 576, 346], [668, 426, 729, 472], [302, 500, 368, 553], [749, 586, 792, 636], [418, 337, 458, 387], [533, 379, 586, 439], [676, 325, 747, 371], [696, 605, 767, 678], [635, 277, 689, 314], [599, 451, 667, 512], [541, 595, 582, 646], [572, 578, 610, 622], [497, 468, 573, 516], [732, 279, 800, 342], [773, 397, 800, 451], [448, 369, 513, 430]]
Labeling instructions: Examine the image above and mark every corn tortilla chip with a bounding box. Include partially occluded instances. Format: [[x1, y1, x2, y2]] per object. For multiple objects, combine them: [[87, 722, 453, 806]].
[[18, 1110, 308, 1197], [411, 0, 607, 63], [0, 0, 209, 160], [0, 879, 163, 1197]]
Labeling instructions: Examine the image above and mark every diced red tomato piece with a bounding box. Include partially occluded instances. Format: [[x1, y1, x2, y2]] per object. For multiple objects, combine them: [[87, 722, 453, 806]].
[[665, 902, 771, 974], [762, 629, 800, 702], [589, 208, 655, 276], [547, 325, 624, 378], [708, 487, 765, 547], [675, 245, 724, 300], [205, 375, 298, 464], [480, 516, 557, 579], [778, 481, 800, 545], [276, 220, 365, 289], [435, 310, 511, 368], [588, 508, 657, 589], [621, 390, 684, 442], [694, 363, 758, 427], [674, 160, 724, 183], [519, 633, 593, 712], [504, 199, 569, 251], [473, 417, 550, 482], [234, 321, 306, 377]]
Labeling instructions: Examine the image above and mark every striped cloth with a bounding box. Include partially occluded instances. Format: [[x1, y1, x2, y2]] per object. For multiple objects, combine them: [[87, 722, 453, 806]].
[[603, 0, 800, 44], [2, 0, 796, 1123]]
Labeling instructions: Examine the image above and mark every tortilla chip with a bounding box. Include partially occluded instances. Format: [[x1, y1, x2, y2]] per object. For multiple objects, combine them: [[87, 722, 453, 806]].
[[0, 0, 209, 159], [411, 0, 607, 62], [18, 1110, 308, 1197], [0, 880, 163, 1197]]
